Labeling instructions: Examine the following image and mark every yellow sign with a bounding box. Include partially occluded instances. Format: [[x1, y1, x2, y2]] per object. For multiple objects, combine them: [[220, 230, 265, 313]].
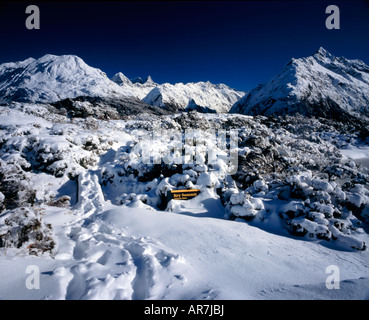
[[167, 189, 201, 201]]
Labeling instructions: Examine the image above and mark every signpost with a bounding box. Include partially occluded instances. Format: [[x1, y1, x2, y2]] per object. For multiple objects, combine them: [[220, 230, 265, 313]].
[[167, 189, 201, 202]]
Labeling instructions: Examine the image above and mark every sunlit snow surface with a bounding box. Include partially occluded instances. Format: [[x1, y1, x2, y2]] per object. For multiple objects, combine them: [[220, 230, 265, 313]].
[[0, 104, 368, 300]]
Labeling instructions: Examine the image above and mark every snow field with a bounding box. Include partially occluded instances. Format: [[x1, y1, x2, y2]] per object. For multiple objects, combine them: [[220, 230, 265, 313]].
[[0, 105, 369, 299]]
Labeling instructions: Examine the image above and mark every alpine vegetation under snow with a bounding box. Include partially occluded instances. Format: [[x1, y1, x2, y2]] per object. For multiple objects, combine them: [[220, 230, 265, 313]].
[[0, 49, 369, 300]]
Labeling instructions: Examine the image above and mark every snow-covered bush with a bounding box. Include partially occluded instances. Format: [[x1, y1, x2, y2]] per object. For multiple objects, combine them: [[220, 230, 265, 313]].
[[228, 191, 265, 220], [268, 169, 367, 249], [0, 161, 37, 210], [1, 104, 368, 252], [0, 207, 55, 255], [46, 195, 71, 208], [97, 112, 368, 250], [0, 191, 5, 212], [100, 116, 232, 208]]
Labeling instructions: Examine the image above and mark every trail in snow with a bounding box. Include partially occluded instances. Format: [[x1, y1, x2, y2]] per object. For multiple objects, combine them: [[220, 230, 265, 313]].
[[53, 170, 187, 300], [1, 167, 369, 300]]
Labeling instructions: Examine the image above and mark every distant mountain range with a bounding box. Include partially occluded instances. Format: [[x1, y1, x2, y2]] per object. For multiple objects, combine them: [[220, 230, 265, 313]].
[[0, 48, 368, 120], [0, 54, 244, 113]]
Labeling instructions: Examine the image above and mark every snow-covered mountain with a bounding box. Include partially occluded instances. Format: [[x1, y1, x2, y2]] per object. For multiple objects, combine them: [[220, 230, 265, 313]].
[[0, 53, 244, 113], [110, 72, 132, 86], [230, 48, 369, 120], [0, 54, 143, 104], [111, 71, 245, 113], [110, 73, 157, 100], [131, 75, 155, 85], [142, 81, 245, 113]]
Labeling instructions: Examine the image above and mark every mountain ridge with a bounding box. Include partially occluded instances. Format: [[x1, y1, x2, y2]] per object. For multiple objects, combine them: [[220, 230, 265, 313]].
[[1, 49, 368, 119], [0, 54, 135, 104], [0, 54, 243, 113], [230, 47, 369, 120]]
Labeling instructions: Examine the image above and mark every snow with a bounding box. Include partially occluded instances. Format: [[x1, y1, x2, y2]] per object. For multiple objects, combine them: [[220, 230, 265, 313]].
[[0, 54, 244, 113], [1, 200, 368, 300], [340, 144, 369, 160], [1, 48, 369, 300], [0, 54, 139, 103], [0, 104, 368, 300], [142, 81, 245, 113], [230, 47, 369, 119]]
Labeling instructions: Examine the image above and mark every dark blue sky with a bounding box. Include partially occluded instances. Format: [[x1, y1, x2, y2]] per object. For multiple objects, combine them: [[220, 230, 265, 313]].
[[1, 1, 369, 91]]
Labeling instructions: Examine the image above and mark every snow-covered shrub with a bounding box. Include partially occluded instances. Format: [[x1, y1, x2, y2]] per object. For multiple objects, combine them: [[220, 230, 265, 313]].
[[271, 169, 367, 248], [47, 195, 71, 208], [156, 177, 175, 199], [253, 179, 268, 193], [0, 207, 55, 255], [196, 172, 219, 189], [3, 103, 366, 252], [0, 161, 37, 210], [99, 115, 235, 208], [96, 112, 368, 250], [227, 191, 265, 221], [289, 217, 332, 240], [0, 191, 5, 212], [346, 184, 369, 207], [215, 113, 368, 250]]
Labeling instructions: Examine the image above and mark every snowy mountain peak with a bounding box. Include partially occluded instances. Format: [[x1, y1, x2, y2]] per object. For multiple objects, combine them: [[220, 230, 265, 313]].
[[314, 47, 333, 59], [130, 75, 156, 85], [0, 54, 135, 104], [230, 49, 369, 120], [0, 54, 245, 113], [39, 53, 81, 63], [32, 54, 97, 76], [142, 81, 245, 113], [111, 72, 132, 85], [145, 75, 155, 84], [111, 74, 158, 100]]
